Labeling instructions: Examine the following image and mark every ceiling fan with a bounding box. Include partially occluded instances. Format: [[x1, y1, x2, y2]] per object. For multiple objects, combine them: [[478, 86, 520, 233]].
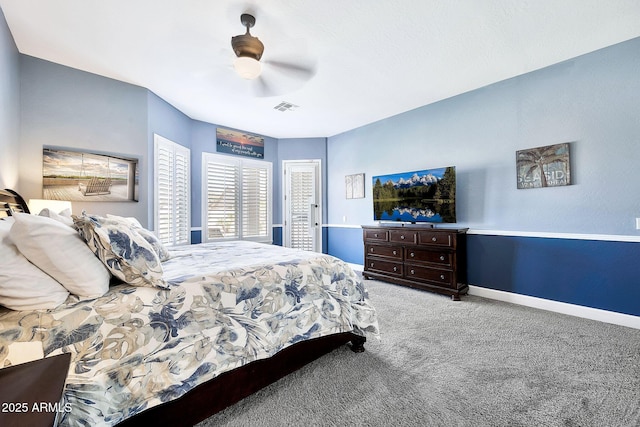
[[230, 13, 316, 96]]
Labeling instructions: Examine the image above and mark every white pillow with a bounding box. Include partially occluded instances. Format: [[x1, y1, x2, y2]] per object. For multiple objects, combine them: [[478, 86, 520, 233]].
[[9, 212, 111, 298], [38, 208, 74, 227], [0, 219, 69, 310]]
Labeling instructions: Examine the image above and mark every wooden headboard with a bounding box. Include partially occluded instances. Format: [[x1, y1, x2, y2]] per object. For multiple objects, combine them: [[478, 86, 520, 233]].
[[0, 189, 30, 217]]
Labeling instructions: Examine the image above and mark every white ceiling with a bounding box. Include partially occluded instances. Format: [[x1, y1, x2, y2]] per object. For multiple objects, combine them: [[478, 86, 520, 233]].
[[2, 1, 640, 139]]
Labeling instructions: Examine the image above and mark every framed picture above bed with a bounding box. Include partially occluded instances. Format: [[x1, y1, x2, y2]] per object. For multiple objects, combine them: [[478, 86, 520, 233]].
[[42, 147, 139, 202]]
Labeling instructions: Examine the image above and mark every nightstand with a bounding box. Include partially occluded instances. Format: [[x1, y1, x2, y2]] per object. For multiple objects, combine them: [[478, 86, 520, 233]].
[[0, 352, 71, 427]]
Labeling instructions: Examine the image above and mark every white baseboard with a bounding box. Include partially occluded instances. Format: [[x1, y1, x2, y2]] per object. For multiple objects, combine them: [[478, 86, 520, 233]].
[[468, 285, 640, 330], [350, 262, 640, 329]]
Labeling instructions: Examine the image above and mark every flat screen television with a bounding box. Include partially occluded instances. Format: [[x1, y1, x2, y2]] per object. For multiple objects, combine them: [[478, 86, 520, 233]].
[[372, 166, 456, 224]]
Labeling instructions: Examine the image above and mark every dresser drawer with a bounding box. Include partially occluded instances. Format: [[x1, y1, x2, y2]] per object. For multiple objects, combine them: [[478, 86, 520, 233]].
[[417, 231, 453, 247], [365, 258, 403, 276], [362, 225, 468, 300], [405, 265, 453, 287], [363, 229, 389, 242], [405, 248, 452, 268], [389, 230, 417, 244], [366, 244, 402, 260]]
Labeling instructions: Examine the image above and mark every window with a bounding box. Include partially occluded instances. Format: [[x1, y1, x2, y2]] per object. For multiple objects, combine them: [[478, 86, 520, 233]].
[[154, 134, 190, 245], [202, 152, 272, 242]]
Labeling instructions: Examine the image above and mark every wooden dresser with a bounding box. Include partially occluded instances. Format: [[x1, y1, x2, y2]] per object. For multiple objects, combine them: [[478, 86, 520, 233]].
[[362, 225, 468, 300]]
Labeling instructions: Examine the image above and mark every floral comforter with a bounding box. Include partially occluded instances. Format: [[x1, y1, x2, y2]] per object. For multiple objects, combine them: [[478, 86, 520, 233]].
[[0, 241, 379, 426]]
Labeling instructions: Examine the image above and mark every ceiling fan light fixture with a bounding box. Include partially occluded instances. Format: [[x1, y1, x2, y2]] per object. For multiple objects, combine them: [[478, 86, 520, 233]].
[[234, 56, 262, 79], [231, 14, 265, 80]]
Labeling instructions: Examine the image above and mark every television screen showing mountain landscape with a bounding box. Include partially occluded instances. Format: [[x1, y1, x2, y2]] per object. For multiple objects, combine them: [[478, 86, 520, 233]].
[[372, 166, 456, 223]]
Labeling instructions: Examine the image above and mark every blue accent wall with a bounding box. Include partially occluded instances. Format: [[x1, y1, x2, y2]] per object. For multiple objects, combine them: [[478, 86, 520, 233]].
[[327, 227, 364, 265], [468, 234, 640, 316], [272, 226, 283, 246]]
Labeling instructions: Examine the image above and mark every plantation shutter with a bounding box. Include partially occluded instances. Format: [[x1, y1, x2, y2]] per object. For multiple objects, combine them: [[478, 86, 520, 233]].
[[204, 158, 239, 239], [289, 168, 315, 251], [203, 152, 272, 242], [242, 165, 270, 238], [154, 134, 191, 246], [283, 160, 321, 252], [173, 149, 190, 244]]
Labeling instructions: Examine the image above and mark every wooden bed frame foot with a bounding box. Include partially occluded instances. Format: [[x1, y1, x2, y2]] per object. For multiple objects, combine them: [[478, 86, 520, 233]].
[[349, 336, 366, 353]]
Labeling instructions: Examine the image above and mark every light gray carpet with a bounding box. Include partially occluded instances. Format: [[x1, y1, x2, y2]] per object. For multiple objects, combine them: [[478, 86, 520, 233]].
[[197, 279, 640, 427]]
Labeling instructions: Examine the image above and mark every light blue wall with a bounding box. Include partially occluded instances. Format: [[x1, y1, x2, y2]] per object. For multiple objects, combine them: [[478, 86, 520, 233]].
[[190, 119, 278, 243], [6, 20, 639, 316], [19, 56, 150, 222], [273, 137, 328, 248], [275, 137, 328, 224], [327, 37, 640, 236], [0, 7, 19, 189], [14, 53, 280, 238], [325, 37, 640, 316], [146, 91, 192, 228]]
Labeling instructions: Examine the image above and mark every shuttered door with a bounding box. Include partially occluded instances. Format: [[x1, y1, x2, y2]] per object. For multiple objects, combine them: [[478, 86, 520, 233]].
[[290, 168, 315, 251], [283, 160, 321, 252]]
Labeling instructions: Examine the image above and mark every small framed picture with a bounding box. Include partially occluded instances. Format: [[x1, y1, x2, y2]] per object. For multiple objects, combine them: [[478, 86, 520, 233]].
[[516, 143, 571, 189], [345, 173, 365, 199]]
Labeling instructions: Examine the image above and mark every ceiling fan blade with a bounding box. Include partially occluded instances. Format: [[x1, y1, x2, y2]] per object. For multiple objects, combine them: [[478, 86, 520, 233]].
[[263, 59, 317, 80], [252, 74, 277, 97]]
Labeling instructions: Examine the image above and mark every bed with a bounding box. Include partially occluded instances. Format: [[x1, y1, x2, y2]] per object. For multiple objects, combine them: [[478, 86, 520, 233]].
[[0, 189, 379, 426]]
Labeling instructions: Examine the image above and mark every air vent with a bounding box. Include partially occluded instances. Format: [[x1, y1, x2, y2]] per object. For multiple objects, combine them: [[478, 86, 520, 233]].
[[273, 101, 299, 112]]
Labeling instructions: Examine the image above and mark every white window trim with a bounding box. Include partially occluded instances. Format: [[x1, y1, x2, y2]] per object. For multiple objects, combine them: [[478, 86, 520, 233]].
[[202, 152, 272, 243]]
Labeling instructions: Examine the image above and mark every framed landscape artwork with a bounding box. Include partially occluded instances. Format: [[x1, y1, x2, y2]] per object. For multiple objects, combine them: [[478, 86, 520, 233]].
[[42, 148, 139, 202], [516, 143, 571, 189]]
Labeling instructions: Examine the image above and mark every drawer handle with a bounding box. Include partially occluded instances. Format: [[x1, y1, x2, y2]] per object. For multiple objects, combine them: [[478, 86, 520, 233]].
[[400, 235, 405, 240], [370, 248, 375, 253], [374, 233, 378, 238], [440, 255, 445, 261], [370, 262, 374, 267], [440, 274, 445, 280], [410, 252, 415, 258], [393, 266, 398, 272], [410, 269, 415, 275], [432, 237, 437, 242], [392, 250, 397, 255]]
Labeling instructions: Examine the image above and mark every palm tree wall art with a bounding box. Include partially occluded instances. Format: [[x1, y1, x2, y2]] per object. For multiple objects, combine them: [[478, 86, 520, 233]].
[[516, 143, 571, 189]]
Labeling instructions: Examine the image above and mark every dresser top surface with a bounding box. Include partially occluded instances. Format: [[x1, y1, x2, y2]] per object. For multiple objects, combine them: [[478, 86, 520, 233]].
[[362, 224, 468, 233]]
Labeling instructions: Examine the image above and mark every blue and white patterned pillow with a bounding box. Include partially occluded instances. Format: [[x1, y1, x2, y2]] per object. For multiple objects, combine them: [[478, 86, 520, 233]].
[[105, 214, 171, 261], [73, 214, 168, 289]]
